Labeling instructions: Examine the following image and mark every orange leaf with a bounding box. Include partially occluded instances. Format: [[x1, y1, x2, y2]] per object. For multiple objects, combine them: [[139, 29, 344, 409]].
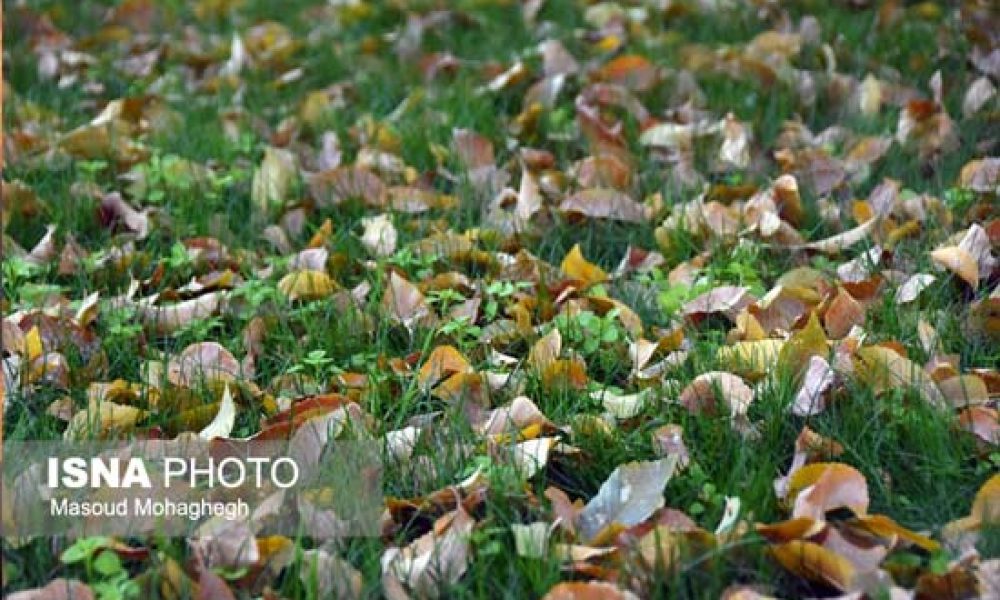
[[824, 288, 865, 339], [417, 345, 472, 388], [542, 581, 639, 600]]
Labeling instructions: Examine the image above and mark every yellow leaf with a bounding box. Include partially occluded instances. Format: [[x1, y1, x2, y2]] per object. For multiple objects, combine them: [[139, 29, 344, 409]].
[[778, 311, 829, 375], [854, 345, 946, 408], [560, 244, 607, 285], [970, 474, 1000, 526], [25, 326, 44, 362], [717, 339, 784, 379], [771, 540, 856, 591], [278, 270, 337, 301]]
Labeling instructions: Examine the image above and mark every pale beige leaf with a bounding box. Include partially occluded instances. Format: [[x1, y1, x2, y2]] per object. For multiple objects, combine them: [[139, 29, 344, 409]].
[[360, 214, 397, 258], [198, 385, 236, 440], [577, 456, 679, 542], [931, 246, 979, 288]]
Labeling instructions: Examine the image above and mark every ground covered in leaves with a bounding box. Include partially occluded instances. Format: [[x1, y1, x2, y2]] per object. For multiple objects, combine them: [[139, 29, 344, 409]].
[[3, 0, 1000, 598]]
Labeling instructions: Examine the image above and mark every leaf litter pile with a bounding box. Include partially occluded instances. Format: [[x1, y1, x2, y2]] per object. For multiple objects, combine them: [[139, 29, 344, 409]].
[[3, 0, 1000, 598]]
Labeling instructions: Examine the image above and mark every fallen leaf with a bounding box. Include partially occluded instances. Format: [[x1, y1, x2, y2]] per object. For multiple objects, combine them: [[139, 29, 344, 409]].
[[679, 372, 754, 417], [651, 424, 691, 469], [168, 342, 240, 388], [824, 288, 865, 339], [788, 463, 870, 520], [360, 214, 397, 258], [382, 271, 430, 331], [577, 457, 679, 542], [251, 146, 297, 216], [937, 375, 990, 408], [895, 273, 936, 304], [381, 506, 475, 598], [417, 345, 473, 389], [6, 579, 95, 600], [958, 406, 1000, 446], [800, 219, 878, 254], [930, 246, 979, 288], [541, 581, 639, 600], [278, 270, 337, 302], [300, 548, 362, 600], [792, 356, 837, 417], [560, 244, 607, 285], [717, 339, 784, 379], [771, 540, 856, 592], [854, 345, 946, 409], [511, 522, 555, 558], [682, 286, 755, 322], [198, 385, 236, 439], [559, 188, 647, 223]]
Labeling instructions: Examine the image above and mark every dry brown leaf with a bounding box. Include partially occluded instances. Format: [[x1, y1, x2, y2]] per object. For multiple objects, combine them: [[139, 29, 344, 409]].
[[682, 286, 755, 322], [937, 375, 990, 408], [559, 188, 647, 223], [958, 407, 1000, 446], [958, 224, 997, 281], [971, 474, 1000, 526], [168, 341, 240, 388], [477, 396, 552, 436], [651, 424, 690, 469], [720, 338, 785, 379], [541, 581, 639, 600], [381, 507, 475, 598], [719, 113, 751, 169], [824, 288, 866, 339], [6, 579, 95, 600], [382, 271, 430, 331], [958, 157, 999, 194], [528, 328, 562, 372], [300, 548, 362, 600], [65, 399, 146, 440], [963, 76, 997, 118], [679, 372, 754, 417], [308, 166, 387, 208], [540, 358, 588, 391]]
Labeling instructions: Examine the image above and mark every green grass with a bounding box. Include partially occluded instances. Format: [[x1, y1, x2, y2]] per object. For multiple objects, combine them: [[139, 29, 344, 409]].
[[3, 0, 998, 598]]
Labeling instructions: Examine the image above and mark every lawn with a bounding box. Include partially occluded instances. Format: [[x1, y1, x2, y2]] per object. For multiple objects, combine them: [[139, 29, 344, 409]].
[[2, 0, 999, 598]]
